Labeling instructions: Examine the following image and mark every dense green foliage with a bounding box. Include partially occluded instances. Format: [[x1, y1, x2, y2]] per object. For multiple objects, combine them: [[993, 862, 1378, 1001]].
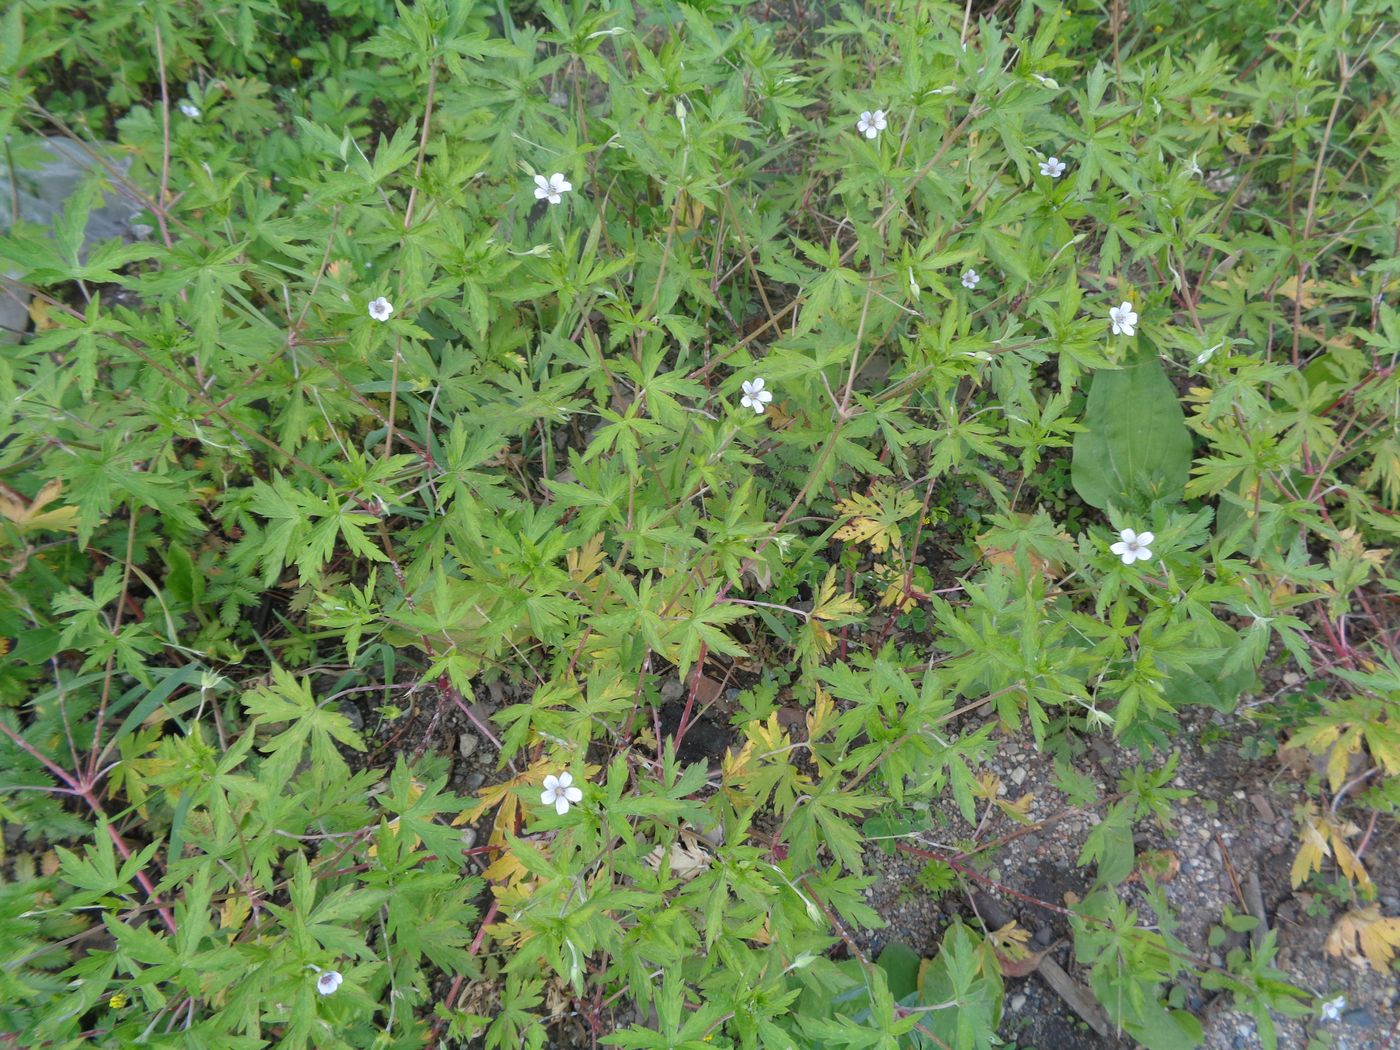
[[2, 0, 1398, 1046]]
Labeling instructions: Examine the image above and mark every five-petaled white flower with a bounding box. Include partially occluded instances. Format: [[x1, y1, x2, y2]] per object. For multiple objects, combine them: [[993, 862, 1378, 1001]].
[[960, 268, 980, 290], [1108, 301, 1138, 337], [1110, 528, 1154, 565], [179, 102, 201, 119], [856, 110, 887, 139], [1039, 156, 1066, 178], [368, 297, 394, 323], [533, 172, 573, 205], [541, 771, 583, 815], [740, 377, 773, 415], [1320, 996, 1346, 1022], [316, 971, 343, 996]]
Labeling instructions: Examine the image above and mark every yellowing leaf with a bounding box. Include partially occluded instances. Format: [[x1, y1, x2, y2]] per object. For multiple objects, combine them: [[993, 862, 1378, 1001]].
[[1326, 906, 1400, 971], [972, 773, 1002, 801], [874, 562, 920, 612], [0, 480, 79, 535], [722, 738, 754, 783], [750, 712, 790, 753], [832, 483, 921, 554], [220, 895, 252, 933], [989, 920, 1031, 962], [810, 567, 865, 623], [1290, 804, 1371, 891], [806, 686, 836, 742], [1290, 806, 1331, 888], [995, 792, 1035, 824], [567, 533, 607, 584], [1277, 274, 1323, 309], [833, 514, 888, 551]]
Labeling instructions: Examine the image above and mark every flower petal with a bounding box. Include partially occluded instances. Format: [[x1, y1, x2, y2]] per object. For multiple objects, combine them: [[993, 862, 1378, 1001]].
[[564, 786, 583, 803], [555, 795, 571, 816], [556, 771, 573, 788], [1110, 542, 1128, 556], [543, 774, 560, 792], [1136, 531, 1154, 546]]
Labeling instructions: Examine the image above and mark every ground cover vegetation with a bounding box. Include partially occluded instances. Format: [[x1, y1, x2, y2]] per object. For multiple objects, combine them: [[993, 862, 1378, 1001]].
[[1, 0, 1399, 1046]]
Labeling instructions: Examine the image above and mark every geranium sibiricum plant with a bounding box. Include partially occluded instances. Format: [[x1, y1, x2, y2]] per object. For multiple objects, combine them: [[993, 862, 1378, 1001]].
[[1, 0, 1394, 1048]]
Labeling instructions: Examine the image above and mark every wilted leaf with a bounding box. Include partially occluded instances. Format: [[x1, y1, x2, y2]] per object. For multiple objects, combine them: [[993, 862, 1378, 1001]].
[[0, 479, 79, 534], [644, 830, 712, 881], [1326, 906, 1400, 971]]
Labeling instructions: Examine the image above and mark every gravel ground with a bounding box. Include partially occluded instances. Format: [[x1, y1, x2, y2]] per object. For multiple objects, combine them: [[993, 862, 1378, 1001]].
[[859, 705, 1400, 1050]]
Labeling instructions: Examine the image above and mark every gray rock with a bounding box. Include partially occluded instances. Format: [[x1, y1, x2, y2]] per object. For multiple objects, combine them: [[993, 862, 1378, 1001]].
[[2, 137, 150, 346], [1341, 1007, 1376, 1028], [458, 732, 479, 758], [462, 771, 486, 792], [337, 701, 364, 731], [459, 827, 478, 850]]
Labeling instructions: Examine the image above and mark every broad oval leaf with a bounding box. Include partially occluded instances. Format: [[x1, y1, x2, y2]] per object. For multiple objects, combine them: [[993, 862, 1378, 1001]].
[[1071, 353, 1192, 510]]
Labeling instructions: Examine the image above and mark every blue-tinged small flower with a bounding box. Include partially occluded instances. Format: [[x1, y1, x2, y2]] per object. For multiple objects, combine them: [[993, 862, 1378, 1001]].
[[1109, 301, 1138, 337], [960, 268, 980, 290], [534, 172, 572, 205], [1320, 996, 1346, 1022], [179, 102, 201, 119], [368, 297, 394, 322], [856, 110, 887, 139], [1110, 528, 1154, 565], [740, 377, 773, 415], [541, 771, 583, 815], [1039, 156, 1066, 178], [316, 971, 343, 996]]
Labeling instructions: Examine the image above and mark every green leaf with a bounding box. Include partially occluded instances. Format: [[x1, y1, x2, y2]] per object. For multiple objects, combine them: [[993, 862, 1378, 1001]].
[[1072, 353, 1192, 510]]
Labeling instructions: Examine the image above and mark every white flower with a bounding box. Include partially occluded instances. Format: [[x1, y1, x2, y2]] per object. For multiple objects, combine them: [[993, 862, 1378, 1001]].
[[856, 110, 887, 139], [179, 102, 201, 119], [1108, 301, 1138, 337], [316, 971, 343, 996], [1109, 527, 1155, 565], [960, 268, 980, 290], [367, 297, 394, 323], [1320, 995, 1346, 1022], [739, 377, 773, 415], [533, 172, 573, 205], [548, 90, 568, 107], [1039, 156, 1066, 178], [541, 771, 583, 816]]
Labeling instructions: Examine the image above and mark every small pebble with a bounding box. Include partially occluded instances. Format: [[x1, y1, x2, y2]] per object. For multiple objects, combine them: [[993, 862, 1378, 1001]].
[[337, 701, 364, 731], [1010, 994, 1027, 1011], [1010, 767, 1027, 786], [463, 771, 486, 792], [458, 732, 479, 758], [1341, 1007, 1376, 1028], [460, 827, 478, 849]]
